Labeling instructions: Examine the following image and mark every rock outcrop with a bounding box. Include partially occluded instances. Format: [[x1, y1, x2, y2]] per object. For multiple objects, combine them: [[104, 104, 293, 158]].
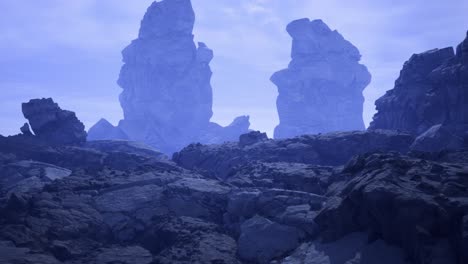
[[272, 18, 371, 139], [20, 123, 32, 136], [22, 98, 87, 145], [90, 0, 249, 154], [370, 31, 468, 152], [174, 130, 415, 179], [316, 152, 468, 264], [238, 130, 268, 147]]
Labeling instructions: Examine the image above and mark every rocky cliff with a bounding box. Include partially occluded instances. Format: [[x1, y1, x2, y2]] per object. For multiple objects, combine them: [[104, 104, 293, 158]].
[[89, 0, 249, 154], [369, 31, 468, 151], [271, 18, 371, 139]]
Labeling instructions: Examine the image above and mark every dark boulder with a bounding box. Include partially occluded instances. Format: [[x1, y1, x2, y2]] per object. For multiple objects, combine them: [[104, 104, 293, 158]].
[[410, 124, 467, 152], [238, 131, 268, 147], [237, 215, 302, 263], [315, 152, 467, 264], [22, 98, 87, 145], [20, 123, 33, 136]]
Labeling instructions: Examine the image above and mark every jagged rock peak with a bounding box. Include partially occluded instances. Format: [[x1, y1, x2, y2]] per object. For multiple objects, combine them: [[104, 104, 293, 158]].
[[272, 18, 371, 139], [138, 0, 195, 39], [87, 118, 128, 141], [22, 98, 87, 145], [286, 18, 361, 61]]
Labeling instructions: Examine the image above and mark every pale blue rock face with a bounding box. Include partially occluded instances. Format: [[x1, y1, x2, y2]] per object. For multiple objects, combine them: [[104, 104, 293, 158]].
[[90, 0, 249, 154], [272, 19, 371, 139]]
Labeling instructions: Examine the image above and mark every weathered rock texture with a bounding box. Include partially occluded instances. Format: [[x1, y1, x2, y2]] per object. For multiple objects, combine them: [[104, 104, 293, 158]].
[[1, 128, 467, 264], [90, 0, 249, 154], [370, 31, 468, 151], [272, 18, 371, 139], [1, 110, 466, 261], [22, 98, 87, 145], [174, 130, 414, 179], [316, 152, 468, 264]]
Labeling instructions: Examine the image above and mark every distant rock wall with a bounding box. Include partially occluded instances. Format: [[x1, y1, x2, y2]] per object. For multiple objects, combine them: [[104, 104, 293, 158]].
[[90, 0, 249, 154], [272, 18, 371, 139], [369, 31, 468, 151]]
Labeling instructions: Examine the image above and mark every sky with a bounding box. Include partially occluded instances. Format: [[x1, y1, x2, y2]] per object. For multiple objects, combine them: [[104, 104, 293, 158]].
[[0, 0, 467, 137]]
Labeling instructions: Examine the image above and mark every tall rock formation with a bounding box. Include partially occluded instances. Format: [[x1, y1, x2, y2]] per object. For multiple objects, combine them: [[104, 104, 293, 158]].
[[369, 31, 468, 151], [89, 0, 249, 154], [271, 18, 371, 139]]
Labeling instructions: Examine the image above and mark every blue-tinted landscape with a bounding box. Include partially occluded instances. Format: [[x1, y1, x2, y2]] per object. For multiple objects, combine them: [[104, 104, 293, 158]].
[[0, 1, 467, 263]]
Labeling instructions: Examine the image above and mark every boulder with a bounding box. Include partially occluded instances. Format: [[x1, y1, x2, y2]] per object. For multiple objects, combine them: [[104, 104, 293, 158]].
[[145, 216, 239, 264], [272, 19, 371, 139], [315, 152, 466, 264], [410, 124, 466, 152], [237, 215, 301, 263], [22, 98, 87, 145], [238, 131, 268, 147]]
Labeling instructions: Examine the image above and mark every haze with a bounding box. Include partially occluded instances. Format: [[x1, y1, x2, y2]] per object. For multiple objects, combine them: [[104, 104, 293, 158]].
[[1, 0, 467, 136]]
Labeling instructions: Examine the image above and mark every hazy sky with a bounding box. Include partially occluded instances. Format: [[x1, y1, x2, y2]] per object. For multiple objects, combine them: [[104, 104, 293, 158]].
[[1, 0, 467, 137]]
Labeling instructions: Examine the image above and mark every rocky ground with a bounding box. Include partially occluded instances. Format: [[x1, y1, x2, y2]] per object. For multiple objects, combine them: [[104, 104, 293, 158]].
[[1, 130, 467, 264]]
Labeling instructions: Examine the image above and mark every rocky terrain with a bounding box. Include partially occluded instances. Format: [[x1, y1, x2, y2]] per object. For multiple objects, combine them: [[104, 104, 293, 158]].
[[88, 0, 249, 154], [271, 18, 371, 139], [0, 96, 467, 264], [1, 1, 467, 264]]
